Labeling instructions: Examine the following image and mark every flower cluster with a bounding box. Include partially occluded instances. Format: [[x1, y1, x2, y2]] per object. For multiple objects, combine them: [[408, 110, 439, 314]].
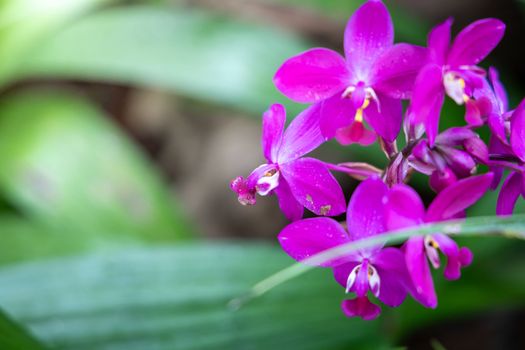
[[231, 0, 523, 320]]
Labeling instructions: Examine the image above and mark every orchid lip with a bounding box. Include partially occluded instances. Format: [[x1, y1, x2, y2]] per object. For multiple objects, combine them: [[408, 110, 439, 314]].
[[255, 165, 280, 196], [345, 260, 381, 298], [424, 235, 441, 269], [443, 72, 469, 105]]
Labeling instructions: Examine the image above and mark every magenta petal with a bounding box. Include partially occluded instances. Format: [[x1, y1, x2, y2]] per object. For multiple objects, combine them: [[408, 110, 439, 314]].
[[410, 64, 445, 145], [333, 261, 360, 288], [262, 104, 286, 162], [341, 297, 381, 320], [274, 178, 304, 221], [347, 177, 388, 241], [280, 157, 346, 216], [385, 184, 425, 231], [488, 112, 508, 145], [405, 237, 437, 308], [278, 217, 350, 267], [448, 18, 505, 66], [277, 104, 324, 163], [372, 247, 409, 307], [363, 93, 402, 142], [428, 18, 452, 65], [335, 121, 377, 146], [426, 173, 494, 221], [344, 0, 394, 81], [433, 234, 471, 280], [273, 48, 349, 103], [352, 259, 371, 297], [463, 137, 489, 164], [230, 176, 256, 205], [372, 44, 428, 99], [319, 93, 356, 139], [464, 99, 484, 126], [429, 168, 458, 193], [496, 172, 523, 216], [440, 146, 476, 178], [489, 67, 508, 113], [510, 99, 525, 162], [435, 127, 476, 146]]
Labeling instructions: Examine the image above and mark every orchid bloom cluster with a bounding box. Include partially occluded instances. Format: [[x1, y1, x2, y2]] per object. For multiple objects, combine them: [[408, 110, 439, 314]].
[[231, 0, 523, 320]]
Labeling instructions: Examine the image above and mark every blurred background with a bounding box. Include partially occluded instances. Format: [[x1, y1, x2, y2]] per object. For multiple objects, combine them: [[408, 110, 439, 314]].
[[0, 0, 524, 349]]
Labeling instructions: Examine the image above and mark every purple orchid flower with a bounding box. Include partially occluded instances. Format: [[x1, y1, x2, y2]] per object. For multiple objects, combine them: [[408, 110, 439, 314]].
[[231, 103, 346, 221], [410, 18, 505, 145], [409, 127, 488, 192], [273, 0, 427, 145], [385, 173, 493, 308], [278, 177, 410, 320], [487, 98, 525, 215]]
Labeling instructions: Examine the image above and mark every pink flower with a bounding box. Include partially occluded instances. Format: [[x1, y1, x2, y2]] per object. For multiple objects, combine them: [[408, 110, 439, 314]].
[[385, 174, 493, 307], [278, 178, 411, 320], [273, 0, 427, 145], [410, 18, 505, 144], [231, 104, 346, 221]]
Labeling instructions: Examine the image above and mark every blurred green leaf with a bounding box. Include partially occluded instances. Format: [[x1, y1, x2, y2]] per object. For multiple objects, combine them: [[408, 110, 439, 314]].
[[0, 244, 388, 350], [0, 0, 113, 85], [13, 5, 307, 117], [0, 308, 48, 350], [0, 90, 193, 245]]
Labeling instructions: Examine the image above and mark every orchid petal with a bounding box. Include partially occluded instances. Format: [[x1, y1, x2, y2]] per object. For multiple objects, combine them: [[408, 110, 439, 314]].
[[341, 297, 381, 320], [489, 67, 508, 113], [362, 93, 403, 142], [426, 173, 493, 221], [373, 248, 409, 307], [372, 43, 428, 99], [510, 99, 525, 162], [488, 112, 508, 145], [433, 234, 472, 280], [344, 0, 394, 81], [274, 178, 304, 221], [464, 99, 484, 126], [496, 172, 523, 216], [347, 177, 388, 241], [448, 18, 505, 66], [335, 120, 377, 146], [278, 104, 324, 163], [440, 146, 476, 178], [319, 93, 356, 139], [463, 137, 489, 164], [353, 260, 371, 297], [385, 184, 425, 231], [410, 64, 445, 145], [262, 104, 286, 162], [429, 168, 458, 193], [435, 127, 477, 146], [405, 237, 437, 308], [273, 48, 349, 103], [280, 157, 346, 216], [333, 262, 361, 289], [428, 18, 452, 65], [278, 217, 350, 267]]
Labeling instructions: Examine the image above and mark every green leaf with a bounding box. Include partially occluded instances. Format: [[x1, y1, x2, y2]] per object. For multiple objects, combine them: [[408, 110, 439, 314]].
[[0, 244, 388, 350], [14, 5, 307, 117], [0, 90, 193, 250], [240, 215, 525, 304], [0, 0, 113, 85], [0, 308, 48, 350]]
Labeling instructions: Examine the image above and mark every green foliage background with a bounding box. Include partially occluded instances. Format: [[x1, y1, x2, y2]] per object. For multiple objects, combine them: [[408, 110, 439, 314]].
[[0, 0, 523, 349]]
